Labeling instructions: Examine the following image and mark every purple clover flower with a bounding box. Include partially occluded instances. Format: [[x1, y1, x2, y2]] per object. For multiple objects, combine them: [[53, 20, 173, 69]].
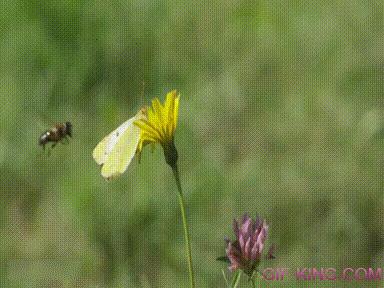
[[225, 214, 273, 276]]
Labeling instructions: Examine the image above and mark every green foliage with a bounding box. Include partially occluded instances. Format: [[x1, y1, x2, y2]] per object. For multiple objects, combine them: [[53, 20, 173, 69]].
[[0, 0, 382, 287]]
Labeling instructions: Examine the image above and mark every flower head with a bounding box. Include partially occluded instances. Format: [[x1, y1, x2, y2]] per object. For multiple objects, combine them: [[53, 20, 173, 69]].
[[134, 90, 180, 168], [225, 214, 271, 276]]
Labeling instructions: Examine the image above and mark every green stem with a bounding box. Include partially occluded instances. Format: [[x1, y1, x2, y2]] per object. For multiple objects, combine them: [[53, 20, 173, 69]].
[[251, 277, 256, 288], [172, 165, 196, 288]]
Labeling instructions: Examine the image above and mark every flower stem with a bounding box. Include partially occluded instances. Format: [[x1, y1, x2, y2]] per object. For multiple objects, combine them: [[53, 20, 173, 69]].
[[172, 165, 196, 288], [251, 277, 256, 288]]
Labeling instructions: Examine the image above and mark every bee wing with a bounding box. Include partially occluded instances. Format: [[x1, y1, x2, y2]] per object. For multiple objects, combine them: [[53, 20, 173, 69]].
[[93, 110, 145, 180]]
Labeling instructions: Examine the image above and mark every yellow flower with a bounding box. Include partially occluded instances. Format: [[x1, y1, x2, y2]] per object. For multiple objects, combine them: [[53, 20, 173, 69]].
[[135, 90, 195, 287], [134, 90, 180, 167]]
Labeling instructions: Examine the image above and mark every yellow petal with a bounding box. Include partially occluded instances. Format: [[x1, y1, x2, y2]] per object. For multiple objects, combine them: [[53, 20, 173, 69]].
[[173, 94, 179, 130], [135, 119, 162, 140], [151, 97, 165, 125], [140, 132, 158, 143], [164, 91, 175, 121]]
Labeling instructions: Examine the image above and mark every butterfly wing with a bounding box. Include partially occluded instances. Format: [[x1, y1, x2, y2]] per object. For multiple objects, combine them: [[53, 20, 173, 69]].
[[93, 118, 135, 165], [92, 134, 109, 165], [93, 110, 144, 180]]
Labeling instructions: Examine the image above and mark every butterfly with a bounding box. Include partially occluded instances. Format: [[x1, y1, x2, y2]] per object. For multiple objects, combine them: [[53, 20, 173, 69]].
[[92, 108, 146, 180]]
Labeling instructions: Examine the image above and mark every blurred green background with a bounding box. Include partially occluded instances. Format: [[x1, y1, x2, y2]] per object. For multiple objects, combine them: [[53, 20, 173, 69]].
[[0, 0, 383, 287]]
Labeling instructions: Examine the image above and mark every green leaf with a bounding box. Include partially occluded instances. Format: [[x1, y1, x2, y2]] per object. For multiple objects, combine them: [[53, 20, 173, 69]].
[[221, 269, 230, 287], [231, 270, 242, 288]]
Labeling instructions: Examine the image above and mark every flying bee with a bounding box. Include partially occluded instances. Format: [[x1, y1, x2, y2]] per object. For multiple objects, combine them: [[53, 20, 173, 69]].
[[39, 122, 72, 150]]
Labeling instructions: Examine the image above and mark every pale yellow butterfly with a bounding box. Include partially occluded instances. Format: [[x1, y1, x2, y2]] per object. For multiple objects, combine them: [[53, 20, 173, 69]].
[[93, 108, 146, 180]]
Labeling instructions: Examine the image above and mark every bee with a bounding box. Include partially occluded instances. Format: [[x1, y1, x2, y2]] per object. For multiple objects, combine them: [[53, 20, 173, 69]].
[[39, 122, 72, 150]]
